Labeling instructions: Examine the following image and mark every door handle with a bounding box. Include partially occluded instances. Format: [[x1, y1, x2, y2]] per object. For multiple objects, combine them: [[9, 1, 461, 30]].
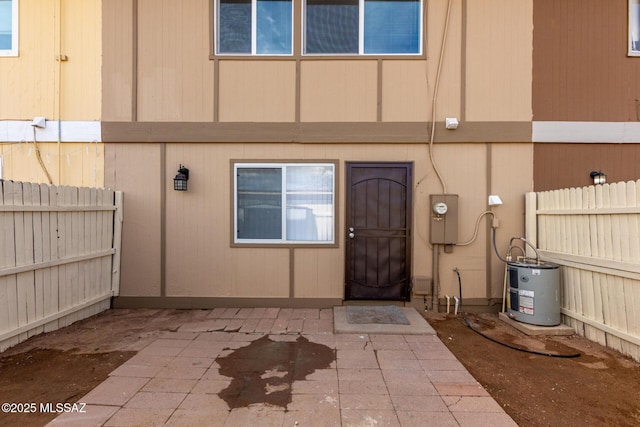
[[349, 232, 355, 239], [348, 227, 355, 239]]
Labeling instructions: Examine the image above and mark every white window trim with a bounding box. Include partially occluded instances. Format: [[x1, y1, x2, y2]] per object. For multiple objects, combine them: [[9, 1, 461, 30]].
[[630, 0, 640, 56], [215, 0, 294, 56], [0, 0, 18, 57], [302, 0, 423, 56], [233, 162, 336, 245]]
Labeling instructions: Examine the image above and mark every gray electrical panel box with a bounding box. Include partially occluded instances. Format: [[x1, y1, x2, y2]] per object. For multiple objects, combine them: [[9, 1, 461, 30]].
[[429, 194, 458, 244]]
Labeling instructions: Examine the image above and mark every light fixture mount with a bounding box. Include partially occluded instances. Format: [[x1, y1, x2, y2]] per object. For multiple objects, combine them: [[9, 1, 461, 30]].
[[590, 170, 606, 185], [174, 165, 190, 191]]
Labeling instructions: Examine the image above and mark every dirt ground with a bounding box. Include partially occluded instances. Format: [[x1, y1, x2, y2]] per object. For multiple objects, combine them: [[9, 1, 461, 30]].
[[0, 309, 205, 427], [425, 312, 640, 427], [0, 308, 639, 426]]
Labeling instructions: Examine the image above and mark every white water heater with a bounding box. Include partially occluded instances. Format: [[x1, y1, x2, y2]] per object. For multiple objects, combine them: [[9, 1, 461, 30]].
[[507, 260, 561, 326]]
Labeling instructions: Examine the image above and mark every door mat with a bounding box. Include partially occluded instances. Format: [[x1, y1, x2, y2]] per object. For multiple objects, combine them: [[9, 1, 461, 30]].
[[346, 305, 410, 325]]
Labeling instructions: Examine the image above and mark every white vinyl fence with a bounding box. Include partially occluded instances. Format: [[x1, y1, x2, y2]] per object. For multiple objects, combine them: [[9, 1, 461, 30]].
[[0, 180, 123, 352], [526, 180, 640, 362]]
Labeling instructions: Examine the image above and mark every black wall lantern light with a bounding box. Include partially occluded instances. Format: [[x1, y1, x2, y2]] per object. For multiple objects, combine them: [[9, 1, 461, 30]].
[[590, 170, 606, 185], [174, 165, 189, 191]]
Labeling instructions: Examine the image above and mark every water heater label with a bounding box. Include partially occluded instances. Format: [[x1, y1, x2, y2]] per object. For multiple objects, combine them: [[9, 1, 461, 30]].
[[532, 269, 541, 276], [518, 290, 534, 315]]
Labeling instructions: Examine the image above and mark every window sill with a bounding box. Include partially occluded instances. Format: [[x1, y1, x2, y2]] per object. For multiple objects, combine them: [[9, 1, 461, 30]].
[[231, 242, 339, 249], [210, 54, 427, 61]]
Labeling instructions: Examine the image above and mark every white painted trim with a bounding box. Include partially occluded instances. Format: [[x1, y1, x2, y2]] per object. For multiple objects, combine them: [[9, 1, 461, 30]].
[[0, 120, 101, 142], [533, 121, 640, 143]]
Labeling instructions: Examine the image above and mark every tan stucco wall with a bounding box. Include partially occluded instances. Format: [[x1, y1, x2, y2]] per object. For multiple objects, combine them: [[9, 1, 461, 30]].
[[102, 0, 532, 125], [108, 142, 531, 302], [465, 0, 533, 121]]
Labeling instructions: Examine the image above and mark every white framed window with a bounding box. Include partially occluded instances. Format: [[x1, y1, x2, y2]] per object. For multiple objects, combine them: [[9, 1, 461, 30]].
[[0, 0, 18, 57], [234, 162, 335, 244], [303, 0, 422, 55], [630, 0, 640, 56], [216, 0, 293, 55]]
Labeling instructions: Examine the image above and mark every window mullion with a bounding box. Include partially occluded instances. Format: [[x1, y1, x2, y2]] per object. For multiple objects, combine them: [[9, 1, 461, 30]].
[[359, 0, 365, 54], [251, 0, 258, 54], [281, 165, 288, 241]]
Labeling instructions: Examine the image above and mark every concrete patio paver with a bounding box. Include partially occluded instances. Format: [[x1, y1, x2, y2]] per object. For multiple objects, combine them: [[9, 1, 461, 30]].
[[46, 307, 517, 427]]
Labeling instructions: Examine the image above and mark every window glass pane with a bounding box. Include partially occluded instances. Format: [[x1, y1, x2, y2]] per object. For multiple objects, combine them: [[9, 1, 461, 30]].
[[632, 0, 640, 52], [305, 0, 358, 54], [237, 168, 282, 239], [219, 0, 251, 53], [0, 0, 12, 51], [257, 0, 292, 54], [286, 166, 334, 241], [364, 0, 420, 54]]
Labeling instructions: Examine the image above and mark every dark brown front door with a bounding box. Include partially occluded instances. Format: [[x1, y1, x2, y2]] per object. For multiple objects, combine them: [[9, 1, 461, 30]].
[[345, 162, 412, 301]]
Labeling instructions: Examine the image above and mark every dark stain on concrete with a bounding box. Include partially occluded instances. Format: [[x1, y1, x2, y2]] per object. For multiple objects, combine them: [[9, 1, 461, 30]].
[[217, 335, 336, 409]]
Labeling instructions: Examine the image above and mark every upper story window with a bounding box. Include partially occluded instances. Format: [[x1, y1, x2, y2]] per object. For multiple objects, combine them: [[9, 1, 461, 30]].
[[0, 0, 18, 57], [216, 0, 293, 55], [630, 0, 640, 56], [304, 0, 422, 55]]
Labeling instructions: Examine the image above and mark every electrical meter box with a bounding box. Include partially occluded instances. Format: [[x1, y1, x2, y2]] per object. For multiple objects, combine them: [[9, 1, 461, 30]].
[[429, 194, 458, 244]]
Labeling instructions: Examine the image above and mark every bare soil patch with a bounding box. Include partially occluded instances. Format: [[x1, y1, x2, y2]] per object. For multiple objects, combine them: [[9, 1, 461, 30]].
[[0, 349, 133, 427], [0, 308, 205, 426], [425, 312, 640, 427]]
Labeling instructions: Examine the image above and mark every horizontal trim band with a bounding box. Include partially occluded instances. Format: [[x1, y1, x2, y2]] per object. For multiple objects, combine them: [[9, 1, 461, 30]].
[[0, 120, 101, 142], [102, 121, 532, 144], [6, 120, 638, 143], [533, 121, 640, 143]]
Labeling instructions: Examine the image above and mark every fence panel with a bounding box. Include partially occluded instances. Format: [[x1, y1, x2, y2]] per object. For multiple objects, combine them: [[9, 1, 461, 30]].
[[528, 180, 640, 362], [0, 181, 123, 351]]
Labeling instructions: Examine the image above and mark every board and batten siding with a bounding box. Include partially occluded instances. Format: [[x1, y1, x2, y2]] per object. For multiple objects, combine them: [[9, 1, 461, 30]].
[[0, 181, 123, 352], [533, 0, 640, 121], [533, 143, 640, 192], [526, 181, 640, 362], [102, 0, 533, 126]]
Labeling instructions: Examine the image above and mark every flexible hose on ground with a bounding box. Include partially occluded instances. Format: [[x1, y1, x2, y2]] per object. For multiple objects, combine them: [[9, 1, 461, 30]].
[[453, 268, 580, 359]]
